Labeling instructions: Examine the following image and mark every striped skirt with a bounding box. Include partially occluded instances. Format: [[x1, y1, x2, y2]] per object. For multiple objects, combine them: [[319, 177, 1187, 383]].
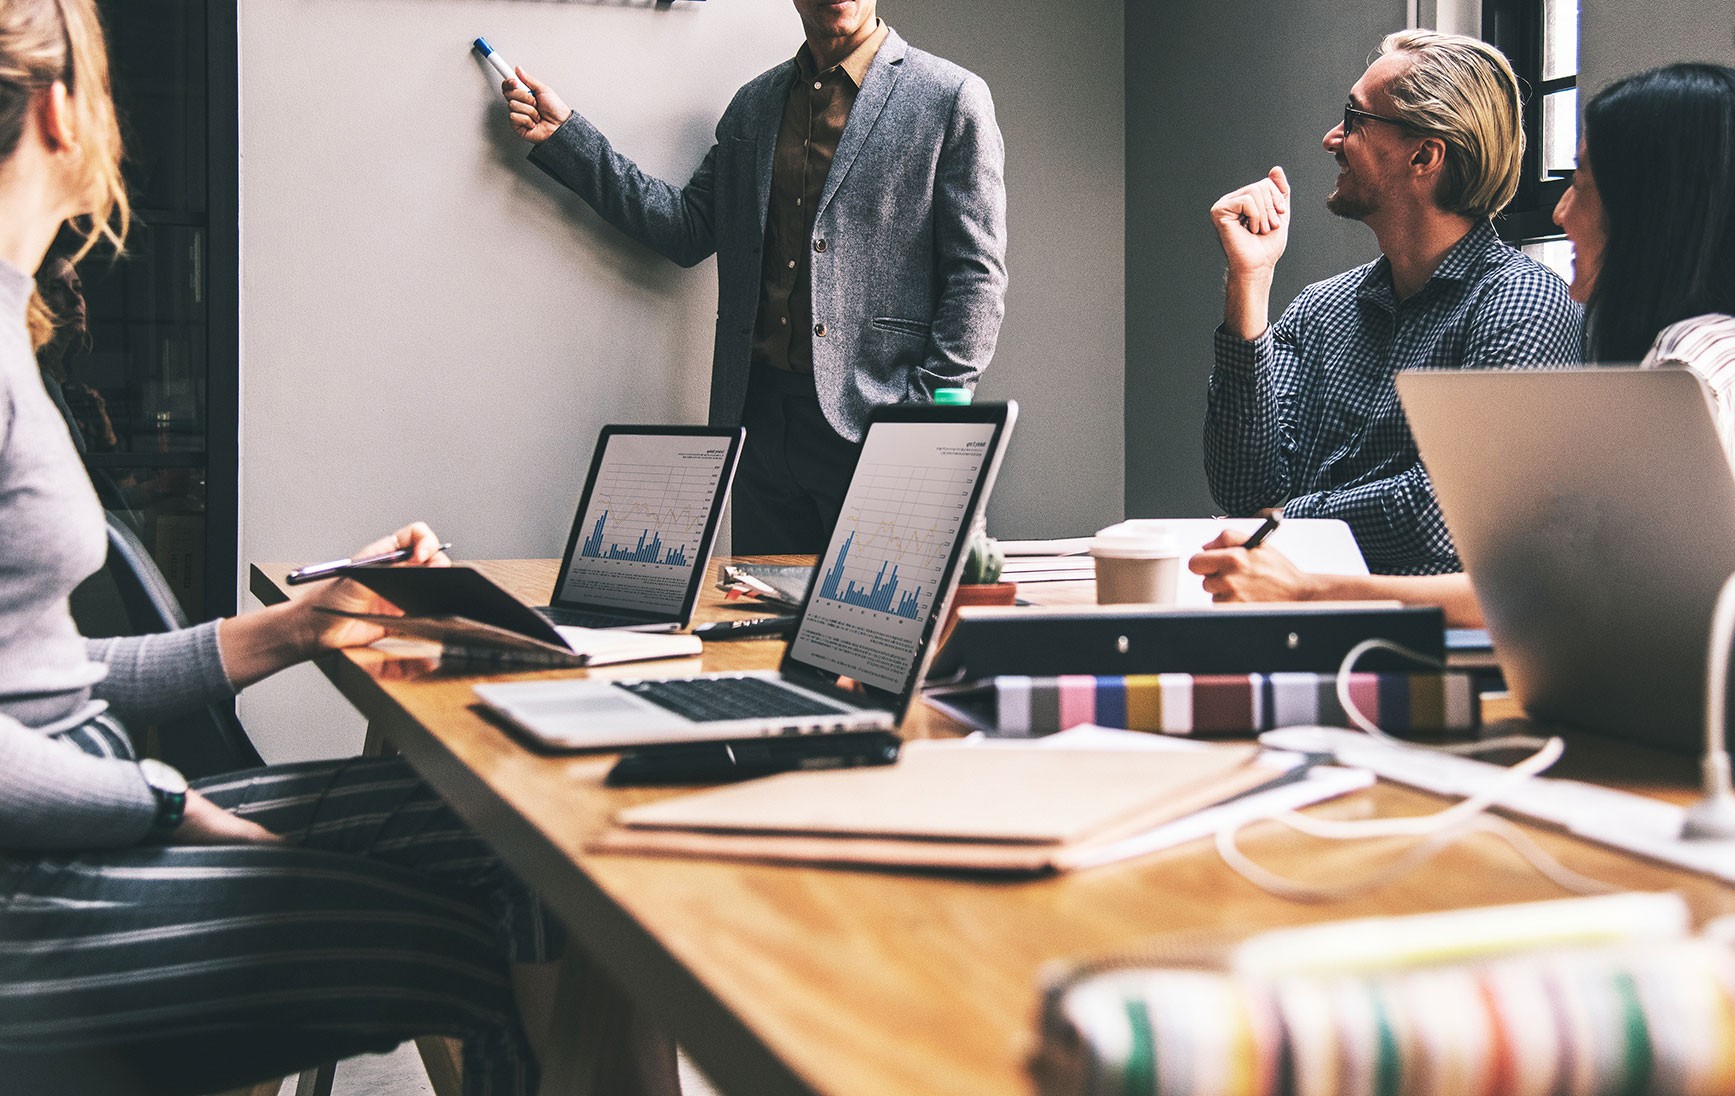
[[0, 716, 563, 1095]]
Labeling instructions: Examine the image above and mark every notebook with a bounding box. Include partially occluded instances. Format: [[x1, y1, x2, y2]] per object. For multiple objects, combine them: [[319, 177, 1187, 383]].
[[591, 739, 1277, 874], [320, 565, 700, 668], [539, 425, 745, 632], [473, 402, 1018, 749]]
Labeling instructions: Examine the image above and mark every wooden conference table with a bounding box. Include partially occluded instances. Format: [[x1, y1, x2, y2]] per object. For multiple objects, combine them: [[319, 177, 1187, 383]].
[[251, 558, 1735, 1096]]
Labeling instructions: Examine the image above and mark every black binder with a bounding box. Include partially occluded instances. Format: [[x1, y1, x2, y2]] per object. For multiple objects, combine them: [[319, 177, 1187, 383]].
[[929, 603, 1446, 679]]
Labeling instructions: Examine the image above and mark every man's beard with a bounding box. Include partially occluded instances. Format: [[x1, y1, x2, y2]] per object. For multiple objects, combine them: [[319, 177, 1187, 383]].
[[1325, 187, 1375, 220], [1325, 158, 1376, 220]]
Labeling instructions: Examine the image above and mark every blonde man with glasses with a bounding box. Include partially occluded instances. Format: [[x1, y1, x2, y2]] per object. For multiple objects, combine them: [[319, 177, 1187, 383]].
[[1196, 31, 1580, 583]]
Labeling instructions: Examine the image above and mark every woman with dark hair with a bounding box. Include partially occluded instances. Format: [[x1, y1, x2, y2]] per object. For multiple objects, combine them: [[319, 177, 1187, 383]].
[[1191, 60, 1735, 624], [1560, 61, 1735, 450], [0, 1, 573, 1091]]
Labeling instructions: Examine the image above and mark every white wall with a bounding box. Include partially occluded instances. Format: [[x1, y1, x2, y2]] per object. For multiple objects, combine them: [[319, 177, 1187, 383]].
[[1123, 0, 1408, 518], [237, 1, 1125, 760], [1582, 0, 1735, 95]]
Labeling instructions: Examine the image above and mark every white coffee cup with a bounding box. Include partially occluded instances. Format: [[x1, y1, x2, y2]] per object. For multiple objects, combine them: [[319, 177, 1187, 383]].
[[1090, 527, 1181, 605]]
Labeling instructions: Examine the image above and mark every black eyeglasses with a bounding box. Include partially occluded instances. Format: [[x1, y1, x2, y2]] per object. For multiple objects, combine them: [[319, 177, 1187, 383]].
[[1342, 103, 1410, 135]]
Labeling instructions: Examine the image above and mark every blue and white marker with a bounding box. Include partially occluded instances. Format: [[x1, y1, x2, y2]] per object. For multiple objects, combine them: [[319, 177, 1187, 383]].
[[474, 37, 521, 91]]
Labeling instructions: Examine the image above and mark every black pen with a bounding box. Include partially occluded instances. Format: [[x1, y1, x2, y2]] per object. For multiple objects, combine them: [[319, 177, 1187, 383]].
[[691, 615, 798, 641], [1241, 514, 1281, 550], [286, 542, 453, 585]]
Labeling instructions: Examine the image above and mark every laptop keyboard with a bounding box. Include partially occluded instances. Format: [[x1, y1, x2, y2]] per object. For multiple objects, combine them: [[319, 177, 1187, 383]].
[[539, 605, 649, 629], [621, 676, 851, 723]]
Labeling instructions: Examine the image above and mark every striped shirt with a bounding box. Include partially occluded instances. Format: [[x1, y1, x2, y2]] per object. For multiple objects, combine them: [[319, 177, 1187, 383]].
[[1204, 219, 1583, 575], [1642, 313, 1735, 460]]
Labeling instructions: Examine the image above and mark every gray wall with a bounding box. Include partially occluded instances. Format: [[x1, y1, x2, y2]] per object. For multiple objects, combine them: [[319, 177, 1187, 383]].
[[236, 0, 1125, 761], [1582, 0, 1735, 95], [1123, 0, 1408, 518]]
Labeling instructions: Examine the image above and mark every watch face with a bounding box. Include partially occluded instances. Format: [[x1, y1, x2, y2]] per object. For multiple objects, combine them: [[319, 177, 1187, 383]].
[[139, 759, 189, 834], [140, 758, 189, 795]]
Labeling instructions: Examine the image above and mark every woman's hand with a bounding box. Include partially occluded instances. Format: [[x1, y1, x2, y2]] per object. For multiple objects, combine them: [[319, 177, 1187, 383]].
[[296, 522, 452, 654], [171, 790, 287, 846], [217, 522, 451, 688], [1188, 528, 1317, 604]]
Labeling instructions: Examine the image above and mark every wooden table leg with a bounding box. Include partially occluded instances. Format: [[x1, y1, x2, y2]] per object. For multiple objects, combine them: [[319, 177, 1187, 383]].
[[362, 719, 395, 759], [538, 950, 679, 1096]]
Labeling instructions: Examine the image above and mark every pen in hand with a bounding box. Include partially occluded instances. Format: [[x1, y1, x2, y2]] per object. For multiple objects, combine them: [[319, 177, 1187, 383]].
[[286, 542, 454, 585], [1240, 514, 1282, 550]]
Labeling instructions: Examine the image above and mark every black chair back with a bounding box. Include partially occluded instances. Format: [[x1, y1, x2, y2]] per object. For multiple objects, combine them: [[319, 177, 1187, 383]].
[[94, 514, 265, 775]]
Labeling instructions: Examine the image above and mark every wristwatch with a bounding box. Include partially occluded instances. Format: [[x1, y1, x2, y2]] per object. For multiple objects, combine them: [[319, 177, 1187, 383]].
[[138, 758, 189, 836]]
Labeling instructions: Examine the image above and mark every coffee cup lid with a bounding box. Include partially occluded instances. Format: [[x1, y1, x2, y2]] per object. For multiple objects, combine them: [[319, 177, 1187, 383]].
[[1090, 527, 1178, 559]]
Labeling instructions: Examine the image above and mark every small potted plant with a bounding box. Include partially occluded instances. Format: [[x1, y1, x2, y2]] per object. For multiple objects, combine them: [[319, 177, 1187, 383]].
[[941, 519, 1017, 645]]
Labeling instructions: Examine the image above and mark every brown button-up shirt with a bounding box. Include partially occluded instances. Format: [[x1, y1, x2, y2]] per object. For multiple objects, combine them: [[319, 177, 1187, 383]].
[[751, 21, 889, 374]]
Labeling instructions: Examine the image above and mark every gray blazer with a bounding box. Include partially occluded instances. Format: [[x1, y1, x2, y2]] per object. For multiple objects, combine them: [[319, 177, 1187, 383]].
[[529, 29, 1008, 441]]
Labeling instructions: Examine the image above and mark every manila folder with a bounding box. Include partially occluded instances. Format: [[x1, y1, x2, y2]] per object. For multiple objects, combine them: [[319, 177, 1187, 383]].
[[593, 740, 1275, 875]]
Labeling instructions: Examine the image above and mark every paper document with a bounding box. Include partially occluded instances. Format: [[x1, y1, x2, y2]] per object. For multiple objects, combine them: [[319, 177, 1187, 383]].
[[999, 537, 1093, 556]]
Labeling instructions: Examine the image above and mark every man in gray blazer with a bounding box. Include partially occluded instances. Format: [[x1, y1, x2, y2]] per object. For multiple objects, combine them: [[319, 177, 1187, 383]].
[[506, 0, 1007, 553]]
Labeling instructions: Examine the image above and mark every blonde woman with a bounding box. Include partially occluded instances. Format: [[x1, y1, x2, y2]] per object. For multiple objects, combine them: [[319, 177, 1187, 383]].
[[0, 2, 561, 1091]]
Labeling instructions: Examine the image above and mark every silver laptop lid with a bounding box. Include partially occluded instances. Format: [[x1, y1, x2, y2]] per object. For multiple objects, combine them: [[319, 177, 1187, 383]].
[[550, 425, 745, 626], [1397, 367, 1735, 753]]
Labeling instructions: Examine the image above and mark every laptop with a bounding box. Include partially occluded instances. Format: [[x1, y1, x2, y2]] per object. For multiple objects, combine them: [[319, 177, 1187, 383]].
[[1397, 367, 1735, 753], [475, 401, 1018, 749], [538, 425, 745, 632]]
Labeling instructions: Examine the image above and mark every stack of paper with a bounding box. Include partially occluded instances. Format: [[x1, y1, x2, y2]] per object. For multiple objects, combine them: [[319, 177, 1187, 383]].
[[993, 537, 1095, 584]]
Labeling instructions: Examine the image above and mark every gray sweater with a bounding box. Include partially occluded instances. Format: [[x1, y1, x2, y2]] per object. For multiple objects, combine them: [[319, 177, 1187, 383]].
[[0, 260, 235, 851]]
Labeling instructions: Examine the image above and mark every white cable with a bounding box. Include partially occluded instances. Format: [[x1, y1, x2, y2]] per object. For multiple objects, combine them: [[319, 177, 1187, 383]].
[[1274, 737, 1562, 839], [1334, 637, 1549, 754], [1217, 634, 1619, 899], [1682, 570, 1735, 839], [1216, 810, 1621, 902]]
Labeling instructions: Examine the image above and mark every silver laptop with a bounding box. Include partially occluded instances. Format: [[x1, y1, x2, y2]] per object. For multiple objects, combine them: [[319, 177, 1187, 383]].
[[1397, 367, 1735, 753], [538, 425, 745, 632], [476, 401, 1019, 749]]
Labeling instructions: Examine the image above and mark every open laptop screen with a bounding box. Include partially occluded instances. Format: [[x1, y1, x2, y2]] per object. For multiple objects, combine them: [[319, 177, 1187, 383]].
[[786, 408, 1014, 698], [553, 428, 741, 617]]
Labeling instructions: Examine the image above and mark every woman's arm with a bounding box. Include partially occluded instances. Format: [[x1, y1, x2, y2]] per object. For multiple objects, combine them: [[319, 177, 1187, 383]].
[[1188, 530, 1483, 628], [216, 522, 450, 687]]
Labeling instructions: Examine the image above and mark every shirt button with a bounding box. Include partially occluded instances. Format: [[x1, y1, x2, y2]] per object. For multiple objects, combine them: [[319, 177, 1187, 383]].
[[796, 197, 802, 206], [814, 238, 827, 253], [780, 317, 788, 326], [814, 81, 822, 90], [787, 260, 795, 269], [814, 323, 828, 337]]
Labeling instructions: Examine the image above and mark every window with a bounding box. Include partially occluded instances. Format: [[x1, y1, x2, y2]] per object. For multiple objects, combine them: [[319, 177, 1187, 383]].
[[1483, 0, 1578, 279]]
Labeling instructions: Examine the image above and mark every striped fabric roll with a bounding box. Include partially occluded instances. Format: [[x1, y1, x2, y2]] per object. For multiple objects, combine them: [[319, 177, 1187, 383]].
[[1035, 940, 1735, 1096], [992, 673, 1479, 737]]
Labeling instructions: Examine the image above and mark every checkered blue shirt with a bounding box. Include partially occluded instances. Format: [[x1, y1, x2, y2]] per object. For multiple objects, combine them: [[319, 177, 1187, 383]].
[[1204, 219, 1583, 575]]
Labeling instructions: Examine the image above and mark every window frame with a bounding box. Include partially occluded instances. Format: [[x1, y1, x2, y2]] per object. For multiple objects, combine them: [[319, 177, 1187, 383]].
[[1481, 0, 1576, 243]]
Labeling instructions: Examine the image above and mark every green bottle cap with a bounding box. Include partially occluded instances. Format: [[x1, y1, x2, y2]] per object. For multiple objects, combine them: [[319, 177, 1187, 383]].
[[932, 387, 973, 406]]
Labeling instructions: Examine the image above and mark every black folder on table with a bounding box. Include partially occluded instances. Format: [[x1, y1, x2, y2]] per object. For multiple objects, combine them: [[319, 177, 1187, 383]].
[[927, 603, 1445, 680]]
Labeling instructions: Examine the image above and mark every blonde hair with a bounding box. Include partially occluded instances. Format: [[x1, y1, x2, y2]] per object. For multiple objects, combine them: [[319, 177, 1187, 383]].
[[0, 0, 127, 347], [1378, 30, 1524, 220]]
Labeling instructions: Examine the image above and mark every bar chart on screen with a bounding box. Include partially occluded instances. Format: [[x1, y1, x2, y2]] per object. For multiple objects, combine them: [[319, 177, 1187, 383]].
[[558, 434, 731, 612], [791, 420, 997, 691], [813, 462, 972, 625]]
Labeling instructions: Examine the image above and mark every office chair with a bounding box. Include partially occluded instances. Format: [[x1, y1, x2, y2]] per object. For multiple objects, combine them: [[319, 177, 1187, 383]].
[[92, 512, 265, 776]]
